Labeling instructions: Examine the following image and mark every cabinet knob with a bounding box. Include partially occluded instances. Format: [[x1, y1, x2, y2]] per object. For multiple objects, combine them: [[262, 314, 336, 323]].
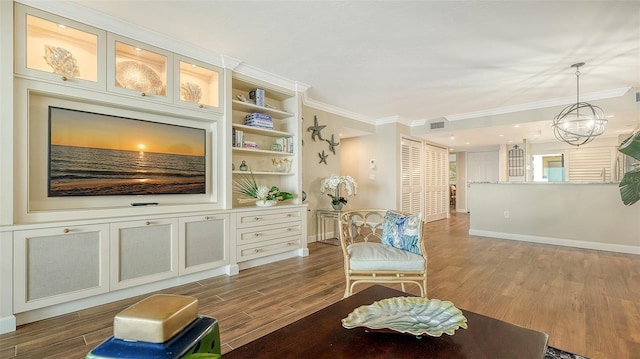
[[63, 228, 70, 233], [254, 249, 261, 253], [254, 217, 261, 221], [61, 76, 68, 81], [141, 92, 146, 97], [145, 221, 151, 225], [254, 233, 261, 237]]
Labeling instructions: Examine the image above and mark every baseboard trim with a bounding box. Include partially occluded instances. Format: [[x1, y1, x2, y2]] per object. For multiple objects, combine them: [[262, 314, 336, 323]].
[[469, 229, 640, 255], [0, 315, 16, 334], [14, 266, 229, 327]]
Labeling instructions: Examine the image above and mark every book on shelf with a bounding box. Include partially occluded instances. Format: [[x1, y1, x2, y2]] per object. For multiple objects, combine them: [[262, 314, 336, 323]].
[[232, 128, 245, 148], [273, 137, 294, 153]]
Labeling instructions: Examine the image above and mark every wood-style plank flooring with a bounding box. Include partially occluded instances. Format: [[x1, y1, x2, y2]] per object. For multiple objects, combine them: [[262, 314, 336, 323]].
[[1, 212, 639, 358]]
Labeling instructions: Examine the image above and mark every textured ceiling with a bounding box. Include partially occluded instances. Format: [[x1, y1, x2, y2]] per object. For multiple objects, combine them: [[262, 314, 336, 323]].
[[65, 0, 640, 150]]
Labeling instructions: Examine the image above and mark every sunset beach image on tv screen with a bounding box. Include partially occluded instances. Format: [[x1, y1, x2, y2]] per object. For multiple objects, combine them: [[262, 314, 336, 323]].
[[48, 107, 206, 196]]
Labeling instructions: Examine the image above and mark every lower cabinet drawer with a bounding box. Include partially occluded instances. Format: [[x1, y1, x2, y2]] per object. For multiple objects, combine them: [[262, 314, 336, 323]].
[[237, 236, 301, 262], [236, 208, 303, 228], [236, 221, 302, 246]]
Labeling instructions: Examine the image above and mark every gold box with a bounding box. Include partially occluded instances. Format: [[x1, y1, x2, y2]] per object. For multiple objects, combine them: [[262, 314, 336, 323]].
[[113, 294, 198, 343]]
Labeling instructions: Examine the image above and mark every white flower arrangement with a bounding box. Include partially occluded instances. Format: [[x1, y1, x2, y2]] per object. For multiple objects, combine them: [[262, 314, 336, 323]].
[[320, 175, 358, 206]]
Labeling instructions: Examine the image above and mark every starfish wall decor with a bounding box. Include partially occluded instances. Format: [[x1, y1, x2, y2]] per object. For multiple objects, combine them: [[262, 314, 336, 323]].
[[318, 150, 329, 164], [307, 115, 326, 141], [326, 134, 340, 154]]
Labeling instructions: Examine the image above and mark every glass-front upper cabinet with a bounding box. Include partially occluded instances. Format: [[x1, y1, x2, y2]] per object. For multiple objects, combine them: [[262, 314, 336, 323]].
[[14, 4, 106, 89], [107, 33, 173, 103], [174, 55, 223, 113]]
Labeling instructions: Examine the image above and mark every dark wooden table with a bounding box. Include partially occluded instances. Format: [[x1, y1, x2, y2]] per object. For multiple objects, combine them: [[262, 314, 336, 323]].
[[224, 285, 549, 358]]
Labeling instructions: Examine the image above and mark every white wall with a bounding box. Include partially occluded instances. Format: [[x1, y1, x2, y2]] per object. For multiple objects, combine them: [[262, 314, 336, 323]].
[[468, 182, 640, 254]]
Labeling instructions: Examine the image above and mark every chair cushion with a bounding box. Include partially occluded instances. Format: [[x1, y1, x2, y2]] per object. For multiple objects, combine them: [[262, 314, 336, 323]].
[[381, 210, 423, 254], [348, 242, 425, 271]]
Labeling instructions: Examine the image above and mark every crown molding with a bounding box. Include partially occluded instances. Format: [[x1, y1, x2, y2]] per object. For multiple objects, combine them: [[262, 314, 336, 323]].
[[233, 63, 309, 93], [220, 55, 243, 71], [301, 93, 372, 123], [444, 87, 631, 122]]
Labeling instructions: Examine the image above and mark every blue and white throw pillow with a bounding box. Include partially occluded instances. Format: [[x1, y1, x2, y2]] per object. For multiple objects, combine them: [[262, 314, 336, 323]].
[[381, 210, 423, 255]]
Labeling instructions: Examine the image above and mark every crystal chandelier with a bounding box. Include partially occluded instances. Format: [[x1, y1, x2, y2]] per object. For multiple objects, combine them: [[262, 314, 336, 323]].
[[552, 62, 607, 147]]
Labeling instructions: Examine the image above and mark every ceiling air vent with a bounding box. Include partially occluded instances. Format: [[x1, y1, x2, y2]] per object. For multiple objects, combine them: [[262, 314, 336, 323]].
[[430, 121, 445, 130]]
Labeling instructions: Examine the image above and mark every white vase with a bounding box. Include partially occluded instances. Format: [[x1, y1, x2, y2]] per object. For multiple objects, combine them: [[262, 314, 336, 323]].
[[256, 199, 277, 207]]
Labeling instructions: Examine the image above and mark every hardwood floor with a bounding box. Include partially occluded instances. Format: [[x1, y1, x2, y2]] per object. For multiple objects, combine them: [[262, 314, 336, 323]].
[[1, 212, 639, 359]]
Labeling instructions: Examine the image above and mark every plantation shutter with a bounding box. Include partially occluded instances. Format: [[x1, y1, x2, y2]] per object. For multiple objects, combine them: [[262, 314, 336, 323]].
[[400, 138, 423, 215], [567, 147, 615, 182], [424, 143, 448, 222]]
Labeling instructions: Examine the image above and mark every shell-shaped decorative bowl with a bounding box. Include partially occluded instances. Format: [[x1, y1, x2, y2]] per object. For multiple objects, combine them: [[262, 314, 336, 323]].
[[341, 297, 468, 337], [44, 45, 80, 77], [115, 61, 164, 95]]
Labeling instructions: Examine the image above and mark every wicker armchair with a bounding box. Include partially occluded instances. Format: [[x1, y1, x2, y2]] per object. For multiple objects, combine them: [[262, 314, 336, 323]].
[[338, 209, 427, 298]]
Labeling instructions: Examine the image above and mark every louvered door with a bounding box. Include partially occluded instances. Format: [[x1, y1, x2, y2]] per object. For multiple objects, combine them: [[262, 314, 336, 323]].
[[567, 147, 616, 182], [400, 138, 423, 215], [424, 143, 449, 222]]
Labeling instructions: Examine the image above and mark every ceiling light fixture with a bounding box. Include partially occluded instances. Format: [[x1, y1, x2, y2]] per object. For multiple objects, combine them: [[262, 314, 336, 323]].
[[552, 62, 607, 147]]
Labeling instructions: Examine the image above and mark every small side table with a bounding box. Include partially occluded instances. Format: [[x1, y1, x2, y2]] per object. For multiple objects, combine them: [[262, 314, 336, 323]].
[[315, 208, 343, 245]]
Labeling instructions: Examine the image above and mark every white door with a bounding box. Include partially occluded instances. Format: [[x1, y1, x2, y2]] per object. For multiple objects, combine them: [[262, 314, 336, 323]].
[[400, 138, 423, 214], [466, 151, 499, 212], [424, 143, 449, 222]]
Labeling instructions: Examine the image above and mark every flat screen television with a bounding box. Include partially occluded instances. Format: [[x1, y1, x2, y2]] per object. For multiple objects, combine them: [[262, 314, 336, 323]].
[[48, 106, 206, 197]]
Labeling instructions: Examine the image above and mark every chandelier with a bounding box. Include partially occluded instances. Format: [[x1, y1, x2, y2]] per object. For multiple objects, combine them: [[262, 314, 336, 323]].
[[552, 62, 607, 147]]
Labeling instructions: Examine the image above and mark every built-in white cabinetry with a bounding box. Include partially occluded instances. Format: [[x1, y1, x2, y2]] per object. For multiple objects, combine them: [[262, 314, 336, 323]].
[[13, 224, 110, 312], [14, 4, 223, 114], [174, 55, 223, 112], [14, 4, 106, 90], [179, 214, 228, 275], [235, 207, 304, 263], [109, 218, 179, 290], [231, 75, 302, 207], [106, 33, 173, 103], [4, 2, 308, 334]]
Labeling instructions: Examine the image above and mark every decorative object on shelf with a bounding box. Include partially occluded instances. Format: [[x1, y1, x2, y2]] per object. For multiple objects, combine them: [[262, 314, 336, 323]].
[[116, 61, 164, 95], [341, 296, 468, 337], [232, 163, 235, 171], [320, 175, 357, 210], [250, 88, 265, 106], [180, 82, 202, 103], [234, 171, 293, 206], [255, 199, 277, 207], [326, 134, 340, 154], [618, 130, 640, 206], [307, 115, 326, 141], [265, 103, 279, 110], [236, 94, 253, 103], [302, 190, 307, 202], [271, 143, 283, 152], [318, 150, 328, 165], [272, 158, 292, 173], [43, 45, 80, 77], [552, 62, 607, 147], [239, 160, 248, 171], [245, 113, 273, 130]]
